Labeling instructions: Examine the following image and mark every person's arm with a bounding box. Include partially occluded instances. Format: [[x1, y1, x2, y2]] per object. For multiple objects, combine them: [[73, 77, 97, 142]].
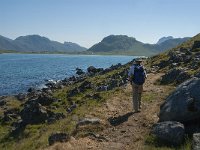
[[128, 66, 134, 84], [143, 66, 147, 78]]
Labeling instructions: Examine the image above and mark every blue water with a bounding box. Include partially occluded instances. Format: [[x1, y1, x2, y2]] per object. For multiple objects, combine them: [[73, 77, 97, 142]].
[[0, 54, 134, 96]]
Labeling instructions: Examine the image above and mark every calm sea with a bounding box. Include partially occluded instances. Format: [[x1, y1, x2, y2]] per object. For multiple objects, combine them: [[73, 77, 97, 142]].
[[0, 54, 135, 96]]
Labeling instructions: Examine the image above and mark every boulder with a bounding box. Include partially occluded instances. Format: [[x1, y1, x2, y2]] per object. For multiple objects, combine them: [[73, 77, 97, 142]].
[[47, 112, 66, 124], [107, 79, 119, 90], [27, 87, 36, 93], [11, 120, 26, 135], [176, 71, 191, 84], [192, 133, 200, 150], [160, 68, 190, 84], [180, 47, 192, 55], [3, 108, 20, 122], [96, 85, 108, 92], [48, 132, 70, 145], [16, 93, 27, 101], [36, 94, 58, 106], [192, 41, 200, 50], [67, 87, 79, 97], [160, 68, 182, 84], [158, 60, 170, 69], [76, 118, 100, 128], [66, 103, 77, 113], [20, 101, 49, 124], [27, 90, 42, 100], [78, 81, 92, 92], [0, 99, 6, 106], [159, 77, 200, 122], [85, 93, 101, 100], [152, 121, 185, 146], [195, 72, 200, 78], [87, 66, 103, 74], [76, 68, 85, 75]]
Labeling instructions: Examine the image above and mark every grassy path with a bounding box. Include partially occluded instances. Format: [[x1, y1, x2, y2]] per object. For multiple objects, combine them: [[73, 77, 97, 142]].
[[47, 73, 174, 150]]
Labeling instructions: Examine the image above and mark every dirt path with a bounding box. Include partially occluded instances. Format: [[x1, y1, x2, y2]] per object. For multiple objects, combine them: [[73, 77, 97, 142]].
[[47, 73, 173, 150]]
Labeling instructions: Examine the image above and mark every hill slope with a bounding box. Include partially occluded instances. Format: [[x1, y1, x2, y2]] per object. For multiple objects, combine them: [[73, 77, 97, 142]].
[[0, 35, 87, 53], [149, 33, 200, 77], [0, 34, 199, 149], [87, 35, 190, 56]]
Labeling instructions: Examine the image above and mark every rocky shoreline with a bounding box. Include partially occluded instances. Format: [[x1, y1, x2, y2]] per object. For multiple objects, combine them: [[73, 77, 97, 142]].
[[0, 60, 134, 146]]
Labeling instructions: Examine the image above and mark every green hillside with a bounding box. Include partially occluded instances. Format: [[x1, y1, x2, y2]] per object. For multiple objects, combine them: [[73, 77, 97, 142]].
[[148, 33, 200, 80], [87, 35, 190, 56]]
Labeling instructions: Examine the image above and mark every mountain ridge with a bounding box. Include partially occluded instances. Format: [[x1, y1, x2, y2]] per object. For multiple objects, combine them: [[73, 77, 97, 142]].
[[87, 35, 190, 56], [156, 36, 174, 44], [0, 35, 87, 52], [0, 34, 190, 55]]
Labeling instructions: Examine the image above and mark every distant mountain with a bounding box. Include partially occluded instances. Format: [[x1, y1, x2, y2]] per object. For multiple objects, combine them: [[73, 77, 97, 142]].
[[0, 35, 87, 53], [156, 36, 174, 44], [155, 37, 190, 52], [87, 35, 190, 56]]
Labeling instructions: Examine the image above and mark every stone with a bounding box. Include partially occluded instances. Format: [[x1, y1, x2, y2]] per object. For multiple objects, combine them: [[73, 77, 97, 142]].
[[67, 87, 79, 97], [107, 79, 119, 90], [195, 72, 200, 78], [36, 94, 58, 106], [16, 93, 27, 101], [48, 132, 70, 145], [158, 60, 169, 69], [3, 108, 20, 122], [176, 71, 191, 84], [78, 81, 92, 92], [11, 120, 26, 135], [85, 93, 101, 100], [87, 66, 103, 74], [47, 112, 66, 124], [152, 121, 185, 146], [180, 47, 192, 55], [20, 101, 49, 124], [110, 63, 122, 70], [160, 68, 190, 85], [27, 87, 36, 93], [0, 99, 6, 106], [66, 101, 77, 113], [27, 90, 42, 100], [76, 68, 85, 75], [192, 41, 200, 50], [76, 118, 100, 127], [159, 77, 200, 122], [96, 85, 108, 92], [192, 133, 200, 150]]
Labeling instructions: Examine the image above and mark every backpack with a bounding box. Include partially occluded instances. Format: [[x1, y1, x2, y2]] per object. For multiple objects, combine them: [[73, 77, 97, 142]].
[[132, 65, 146, 85]]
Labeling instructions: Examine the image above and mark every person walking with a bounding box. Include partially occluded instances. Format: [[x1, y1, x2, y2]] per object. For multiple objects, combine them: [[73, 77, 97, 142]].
[[128, 58, 147, 112]]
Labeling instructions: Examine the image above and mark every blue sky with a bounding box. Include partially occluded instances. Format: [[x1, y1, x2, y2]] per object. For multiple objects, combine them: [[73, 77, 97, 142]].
[[0, 0, 200, 48]]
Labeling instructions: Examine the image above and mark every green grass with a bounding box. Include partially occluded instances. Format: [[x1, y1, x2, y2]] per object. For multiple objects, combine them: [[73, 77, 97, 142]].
[[144, 134, 192, 150], [0, 60, 131, 150]]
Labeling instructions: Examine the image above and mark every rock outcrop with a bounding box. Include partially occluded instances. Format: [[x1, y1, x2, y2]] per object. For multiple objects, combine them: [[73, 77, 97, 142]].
[[48, 132, 70, 145], [20, 101, 49, 124], [192, 133, 200, 150], [152, 121, 185, 146], [160, 68, 191, 85], [159, 77, 200, 122]]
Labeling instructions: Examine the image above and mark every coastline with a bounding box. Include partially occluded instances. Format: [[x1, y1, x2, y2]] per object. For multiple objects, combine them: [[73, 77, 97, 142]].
[[0, 59, 134, 98], [0, 54, 139, 96]]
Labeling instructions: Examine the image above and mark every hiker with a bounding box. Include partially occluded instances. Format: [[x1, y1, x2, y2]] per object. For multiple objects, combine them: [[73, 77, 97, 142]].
[[128, 58, 147, 112]]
